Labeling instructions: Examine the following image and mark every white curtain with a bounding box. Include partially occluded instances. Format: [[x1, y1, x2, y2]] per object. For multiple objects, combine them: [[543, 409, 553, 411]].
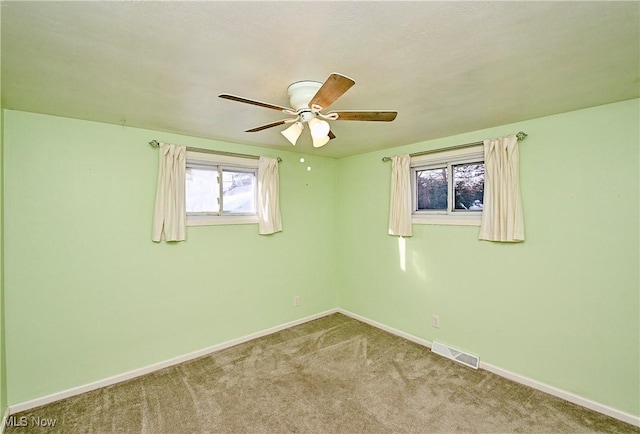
[[479, 135, 525, 242], [152, 143, 186, 242], [388, 154, 412, 237], [257, 156, 282, 235]]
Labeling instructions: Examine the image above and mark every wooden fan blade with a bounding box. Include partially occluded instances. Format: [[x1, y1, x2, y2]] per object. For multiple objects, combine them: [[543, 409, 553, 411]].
[[328, 111, 398, 122], [245, 119, 289, 132], [328, 130, 336, 140], [219, 94, 293, 112], [308, 73, 355, 110]]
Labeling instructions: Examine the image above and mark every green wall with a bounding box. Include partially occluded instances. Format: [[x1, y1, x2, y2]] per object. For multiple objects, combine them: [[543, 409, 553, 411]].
[[0, 9, 7, 419], [337, 99, 640, 416], [2, 99, 639, 419], [3, 110, 339, 405], [0, 91, 7, 419]]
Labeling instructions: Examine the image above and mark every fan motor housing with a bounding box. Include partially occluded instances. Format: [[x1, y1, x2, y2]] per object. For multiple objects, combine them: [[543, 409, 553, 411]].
[[287, 81, 322, 111]]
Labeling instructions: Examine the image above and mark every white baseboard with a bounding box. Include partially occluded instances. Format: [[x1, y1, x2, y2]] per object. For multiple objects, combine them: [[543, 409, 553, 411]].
[[8, 307, 640, 428], [336, 308, 433, 349], [338, 308, 640, 428], [8, 308, 339, 415], [480, 361, 640, 428]]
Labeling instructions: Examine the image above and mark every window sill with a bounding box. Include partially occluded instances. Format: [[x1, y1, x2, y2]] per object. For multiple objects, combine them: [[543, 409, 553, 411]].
[[412, 214, 481, 226], [187, 215, 258, 227]]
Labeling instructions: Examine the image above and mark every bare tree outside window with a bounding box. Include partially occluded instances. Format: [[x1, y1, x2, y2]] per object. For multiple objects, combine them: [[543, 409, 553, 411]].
[[411, 150, 484, 224], [416, 167, 448, 210], [453, 163, 484, 211]]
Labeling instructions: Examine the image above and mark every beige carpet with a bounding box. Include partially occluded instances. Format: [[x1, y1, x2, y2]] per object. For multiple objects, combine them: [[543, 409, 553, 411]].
[[6, 313, 640, 433]]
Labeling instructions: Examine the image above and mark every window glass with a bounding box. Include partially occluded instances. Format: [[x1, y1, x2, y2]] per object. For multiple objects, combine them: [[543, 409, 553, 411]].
[[453, 162, 484, 211], [410, 145, 484, 225], [186, 167, 220, 213], [416, 167, 448, 210], [222, 169, 256, 213], [184, 152, 259, 226]]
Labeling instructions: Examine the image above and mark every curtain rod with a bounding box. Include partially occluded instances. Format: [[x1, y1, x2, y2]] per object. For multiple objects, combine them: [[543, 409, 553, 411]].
[[381, 131, 527, 162], [149, 140, 282, 162]]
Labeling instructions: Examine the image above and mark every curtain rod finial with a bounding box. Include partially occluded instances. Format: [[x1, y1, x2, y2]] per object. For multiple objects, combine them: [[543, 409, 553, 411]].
[[516, 131, 528, 141]]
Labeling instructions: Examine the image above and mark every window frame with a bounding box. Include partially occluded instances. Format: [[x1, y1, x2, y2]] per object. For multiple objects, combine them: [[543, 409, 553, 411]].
[[185, 151, 259, 227], [411, 145, 484, 226]]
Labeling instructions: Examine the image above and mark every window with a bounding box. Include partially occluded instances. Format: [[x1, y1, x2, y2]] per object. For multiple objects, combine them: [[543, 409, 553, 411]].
[[185, 151, 258, 226], [411, 145, 484, 226]]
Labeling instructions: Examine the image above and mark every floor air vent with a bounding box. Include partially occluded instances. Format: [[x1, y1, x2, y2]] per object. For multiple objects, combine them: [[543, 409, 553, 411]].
[[431, 341, 479, 369]]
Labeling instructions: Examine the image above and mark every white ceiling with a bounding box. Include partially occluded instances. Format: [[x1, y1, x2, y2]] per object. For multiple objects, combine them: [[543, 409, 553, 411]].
[[1, 1, 638, 158]]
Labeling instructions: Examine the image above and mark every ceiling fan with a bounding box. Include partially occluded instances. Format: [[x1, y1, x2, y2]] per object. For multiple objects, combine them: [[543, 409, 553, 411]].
[[219, 73, 398, 148]]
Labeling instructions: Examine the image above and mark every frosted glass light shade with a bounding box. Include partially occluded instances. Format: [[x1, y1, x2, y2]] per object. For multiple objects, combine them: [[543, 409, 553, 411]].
[[281, 122, 303, 146], [308, 118, 330, 139], [312, 135, 331, 148]]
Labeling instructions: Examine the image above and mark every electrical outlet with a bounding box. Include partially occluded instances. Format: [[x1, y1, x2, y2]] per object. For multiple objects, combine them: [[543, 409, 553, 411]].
[[294, 296, 300, 307], [432, 314, 440, 329]]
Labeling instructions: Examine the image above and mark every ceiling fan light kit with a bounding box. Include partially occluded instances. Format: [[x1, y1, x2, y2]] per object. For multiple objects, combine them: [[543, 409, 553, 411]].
[[219, 73, 397, 149], [312, 134, 330, 149], [308, 117, 330, 137], [281, 122, 303, 146]]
